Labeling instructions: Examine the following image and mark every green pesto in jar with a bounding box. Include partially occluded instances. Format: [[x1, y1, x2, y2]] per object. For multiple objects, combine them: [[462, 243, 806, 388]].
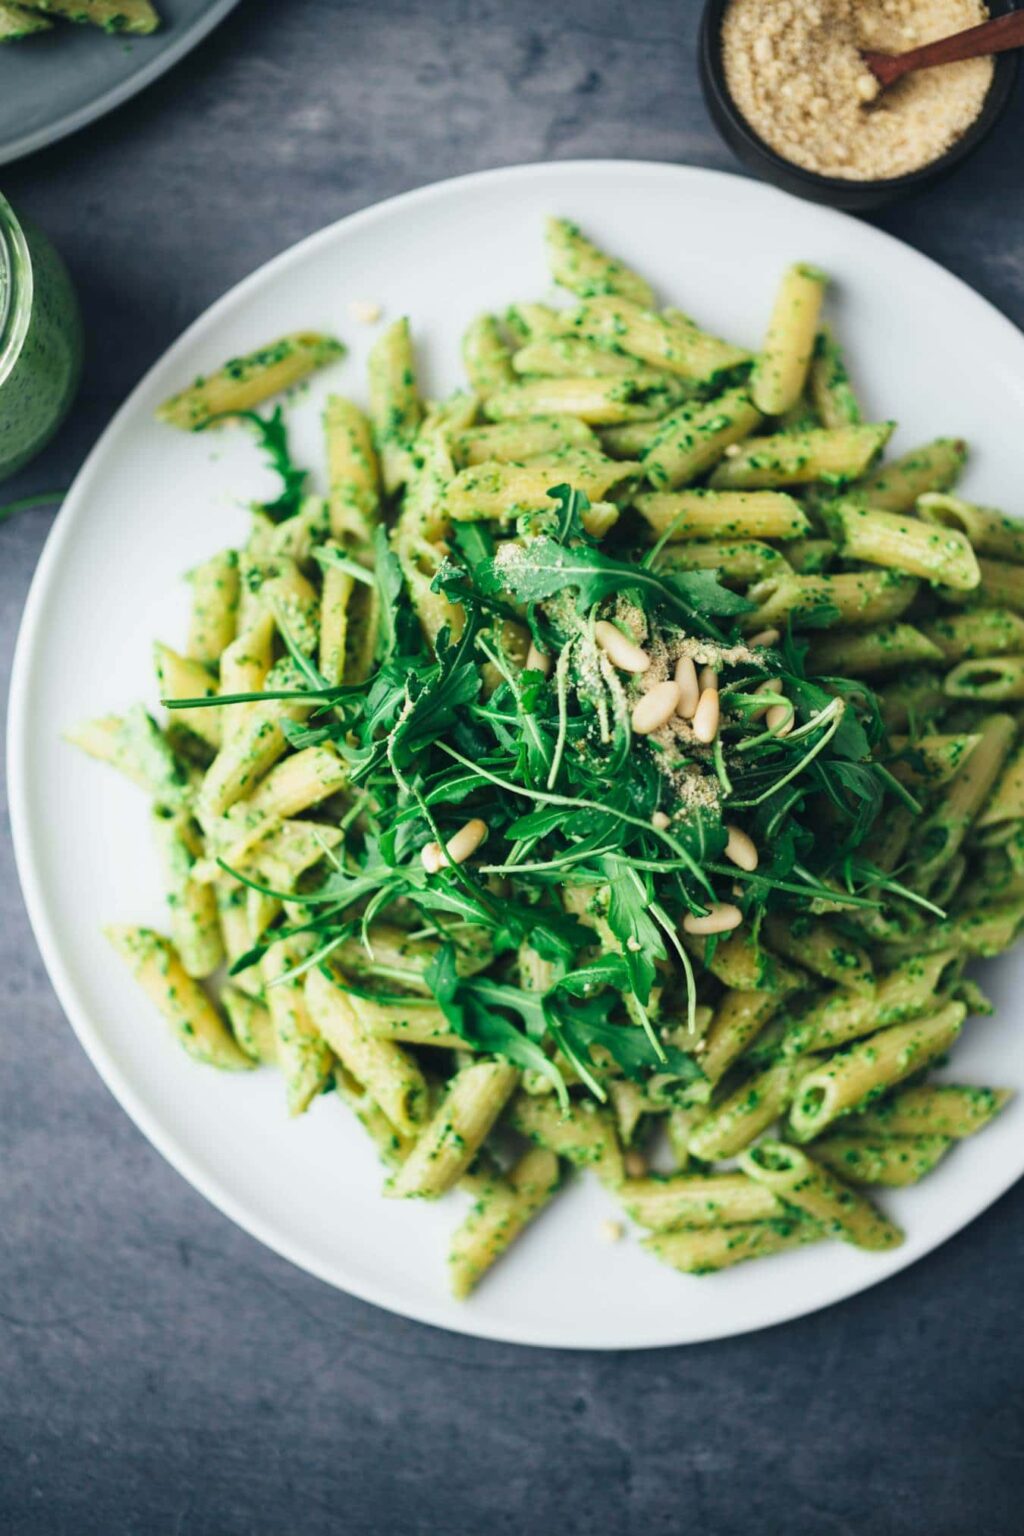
[[0, 192, 83, 484]]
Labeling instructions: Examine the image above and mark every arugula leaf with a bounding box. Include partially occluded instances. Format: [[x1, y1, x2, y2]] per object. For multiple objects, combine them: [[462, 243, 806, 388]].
[[553, 1004, 704, 1089], [477, 536, 751, 639], [547, 482, 598, 546], [372, 525, 410, 664], [425, 946, 568, 1104], [450, 520, 495, 568], [601, 855, 666, 1004], [231, 407, 308, 523]]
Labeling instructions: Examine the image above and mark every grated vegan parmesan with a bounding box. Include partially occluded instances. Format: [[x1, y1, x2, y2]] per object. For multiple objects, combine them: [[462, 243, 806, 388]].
[[721, 0, 995, 180]]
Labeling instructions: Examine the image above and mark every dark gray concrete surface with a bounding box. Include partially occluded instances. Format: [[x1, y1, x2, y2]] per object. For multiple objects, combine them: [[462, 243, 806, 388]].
[[3, 4, 1024, 1532]]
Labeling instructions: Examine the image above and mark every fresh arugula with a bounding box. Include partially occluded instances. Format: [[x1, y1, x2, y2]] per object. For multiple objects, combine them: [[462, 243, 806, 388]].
[[227, 406, 308, 523], [168, 456, 930, 1106]]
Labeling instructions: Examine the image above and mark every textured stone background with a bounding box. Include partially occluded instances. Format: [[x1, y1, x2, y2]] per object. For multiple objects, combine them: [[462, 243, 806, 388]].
[[4, 4, 1024, 1532]]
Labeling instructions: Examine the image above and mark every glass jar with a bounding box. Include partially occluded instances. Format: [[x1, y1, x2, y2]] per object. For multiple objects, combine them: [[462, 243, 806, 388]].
[[0, 192, 83, 484]]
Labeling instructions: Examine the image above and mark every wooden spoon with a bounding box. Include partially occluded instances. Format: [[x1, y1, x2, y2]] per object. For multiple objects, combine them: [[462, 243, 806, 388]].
[[862, 10, 1024, 91]]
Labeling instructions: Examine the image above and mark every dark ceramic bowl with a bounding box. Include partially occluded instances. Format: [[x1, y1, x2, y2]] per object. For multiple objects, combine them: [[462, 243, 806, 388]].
[[699, 0, 1019, 211]]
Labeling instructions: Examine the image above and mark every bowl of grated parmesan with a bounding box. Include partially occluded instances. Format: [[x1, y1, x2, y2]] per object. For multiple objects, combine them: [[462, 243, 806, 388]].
[[700, 0, 1018, 209]]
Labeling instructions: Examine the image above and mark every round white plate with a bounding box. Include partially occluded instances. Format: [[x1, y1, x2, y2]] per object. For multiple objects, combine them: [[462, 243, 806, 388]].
[[10, 160, 1024, 1350]]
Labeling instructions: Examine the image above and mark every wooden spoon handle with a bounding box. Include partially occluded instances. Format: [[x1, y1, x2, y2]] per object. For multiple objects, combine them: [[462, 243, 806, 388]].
[[865, 10, 1024, 88]]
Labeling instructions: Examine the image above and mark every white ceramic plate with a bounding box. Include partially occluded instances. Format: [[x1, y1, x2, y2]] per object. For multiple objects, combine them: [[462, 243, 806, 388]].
[[10, 161, 1024, 1350]]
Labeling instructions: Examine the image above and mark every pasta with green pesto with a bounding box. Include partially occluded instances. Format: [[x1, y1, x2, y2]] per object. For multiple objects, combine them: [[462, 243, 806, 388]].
[[73, 220, 1022, 1298]]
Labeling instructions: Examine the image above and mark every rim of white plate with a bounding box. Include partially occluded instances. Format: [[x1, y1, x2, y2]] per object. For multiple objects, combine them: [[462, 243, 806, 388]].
[[9, 159, 1024, 1350]]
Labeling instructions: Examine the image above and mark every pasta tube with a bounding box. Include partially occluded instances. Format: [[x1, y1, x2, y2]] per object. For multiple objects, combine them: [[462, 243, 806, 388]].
[[456, 416, 597, 465], [913, 712, 1015, 888], [512, 336, 665, 380], [739, 1141, 902, 1250], [368, 317, 422, 493], [0, 4, 51, 37], [186, 549, 239, 665], [305, 968, 428, 1136], [788, 1001, 967, 1140], [448, 1147, 560, 1299], [687, 1060, 805, 1162], [844, 1083, 1011, 1139], [484, 376, 687, 426], [944, 656, 1024, 702], [344, 992, 463, 1048], [780, 949, 963, 1056], [262, 939, 333, 1116], [744, 570, 918, 632], [442, 452, 639, 522], [708, 423, 893, 489], [214, 878, 262, 998], [157, 333, 344, 430], [658, 539, 792, 586], [67, 706, 190, 809], [221, 985, 277, 1065], [106, 926, 251, 1071], [808, 328, 861, 429], [621, 1171, 783, 1230], [568, 295, 750, 383], [217, 612, 275, 751], [812, 1135, 952, 1186], [700, 986, 792, 1084], [333, 1064, 416, 1170], [751, 263, 826, 416], [856, 438, 967, 512], [885, 734, 981, 788], [462, 314, 516, 396], [324, 396, 380, 545], [642, 389, 763, 489], [918, 490, 1024, 559], [763, 916, 873, 993], [976, 739, 1024, 837], [634, 489, 807, 542], [197, 659, 312, 819], [510, 1093, 624, 1188], [643, 1217, 822, 1275], [153, 644, 221, 749], [806, 623, 943, 676], [545, 217, 655, 307], [921, 608, 1024, 662], [151, 807, 223, 979], [387, 1061, 519, 1199], [831, 500, 980, 591]]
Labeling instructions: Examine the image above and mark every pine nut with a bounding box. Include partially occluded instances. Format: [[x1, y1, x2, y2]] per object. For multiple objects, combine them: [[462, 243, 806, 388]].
[[682, 903, 743, 936], [699, 664, 719, 693], [595, 620, 650, 674], [651, 810, 671, 830], [444, 817, 489, 865], [631, 680, 681, 735], [623, 1149, 648, 1179], [724, 823, 759, 872], [692, 687, 720, 744], [348, 299, 382, 325], [766, 701, 795, 737], [422, 819, 489, 872], [599, 1219, 624, 1243], [750, 676, 780, 720], [749, 628, 780, 647], [421, 841, 444, 874], [525, 641, 551, 677], [674, 655, 700, 718]]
